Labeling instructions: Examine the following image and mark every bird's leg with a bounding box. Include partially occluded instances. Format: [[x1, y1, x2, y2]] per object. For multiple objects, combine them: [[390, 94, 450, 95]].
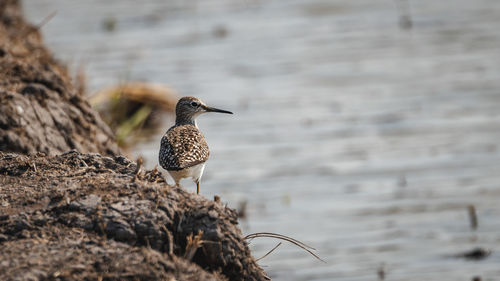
[[196, 180, 200, 194]]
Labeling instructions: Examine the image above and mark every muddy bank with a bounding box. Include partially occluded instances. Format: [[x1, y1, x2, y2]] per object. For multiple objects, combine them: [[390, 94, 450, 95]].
[[0, 1, 267, 280], [0, 0, 119, 156], [0, 151, 268, 280]]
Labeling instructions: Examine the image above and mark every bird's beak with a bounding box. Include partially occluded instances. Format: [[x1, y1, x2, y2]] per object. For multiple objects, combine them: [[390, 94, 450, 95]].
[[202, 105, 233, 114]]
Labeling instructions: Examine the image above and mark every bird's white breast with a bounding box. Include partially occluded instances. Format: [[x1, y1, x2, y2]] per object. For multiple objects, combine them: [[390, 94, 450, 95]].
[[168, 163, 206, 184]]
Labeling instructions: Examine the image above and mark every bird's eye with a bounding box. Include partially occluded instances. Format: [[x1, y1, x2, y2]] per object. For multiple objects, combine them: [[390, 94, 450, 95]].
[[190, 101, 199, 107]]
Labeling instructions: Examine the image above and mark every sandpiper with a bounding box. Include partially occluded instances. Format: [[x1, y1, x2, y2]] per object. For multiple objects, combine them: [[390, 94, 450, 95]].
[[159, 96, 232, 194]]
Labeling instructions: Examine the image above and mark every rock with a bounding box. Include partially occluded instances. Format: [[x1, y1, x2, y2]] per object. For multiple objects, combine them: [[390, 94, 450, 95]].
[[69, 194, 102, 213]]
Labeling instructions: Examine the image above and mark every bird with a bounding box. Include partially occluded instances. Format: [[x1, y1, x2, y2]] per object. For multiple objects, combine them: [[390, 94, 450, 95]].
[[159, 96, 232, 194]]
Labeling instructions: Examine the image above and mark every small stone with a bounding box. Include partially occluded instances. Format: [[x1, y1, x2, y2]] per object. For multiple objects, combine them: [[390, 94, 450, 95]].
[[208, 210, 219, 219], [15, 105, 23, 115]]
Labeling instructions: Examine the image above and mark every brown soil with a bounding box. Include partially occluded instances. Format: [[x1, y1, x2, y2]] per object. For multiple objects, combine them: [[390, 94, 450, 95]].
[[0, 0, 119, 156], [0, 1, 268, 280], [0, 151, 268, 280]]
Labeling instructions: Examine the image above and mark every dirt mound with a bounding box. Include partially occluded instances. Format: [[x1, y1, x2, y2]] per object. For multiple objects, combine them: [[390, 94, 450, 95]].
[[0, 226, 219, 281], [0, 0, 119, 156], [0, 151, 268, 280]]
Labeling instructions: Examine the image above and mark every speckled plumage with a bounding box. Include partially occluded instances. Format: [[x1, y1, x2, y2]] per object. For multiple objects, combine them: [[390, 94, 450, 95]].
[[158, 96, 232, 194], [159, 124, 209, 171]]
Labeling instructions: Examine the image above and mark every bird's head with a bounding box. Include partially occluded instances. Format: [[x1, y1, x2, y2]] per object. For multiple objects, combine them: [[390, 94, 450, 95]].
[[175, 96, 233, 125]]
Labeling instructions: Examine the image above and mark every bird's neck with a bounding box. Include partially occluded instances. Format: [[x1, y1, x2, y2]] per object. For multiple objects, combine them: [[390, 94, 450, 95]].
[[175, 115, 197, 128]]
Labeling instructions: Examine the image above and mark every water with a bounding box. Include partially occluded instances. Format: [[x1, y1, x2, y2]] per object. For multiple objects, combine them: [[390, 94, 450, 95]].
[[23, 0, 500, 280]]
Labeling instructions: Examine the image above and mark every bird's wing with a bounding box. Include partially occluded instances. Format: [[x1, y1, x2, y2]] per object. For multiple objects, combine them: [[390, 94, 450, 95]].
[[159, 125, 210, 171]]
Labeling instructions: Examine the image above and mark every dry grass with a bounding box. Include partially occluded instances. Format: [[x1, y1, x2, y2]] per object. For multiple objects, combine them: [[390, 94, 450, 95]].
[[245, 232, 325, 263], [184, 230, 204, 261]]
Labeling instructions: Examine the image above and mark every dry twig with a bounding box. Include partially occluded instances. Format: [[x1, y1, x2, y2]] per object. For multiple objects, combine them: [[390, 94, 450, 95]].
[[256, 242, 282, 262], [184, 230, 204, 261], [468, 205, 478, 230], [35, 11, 57, 30], [245, 232, 325, 263], [131, 157, 143, 182]]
